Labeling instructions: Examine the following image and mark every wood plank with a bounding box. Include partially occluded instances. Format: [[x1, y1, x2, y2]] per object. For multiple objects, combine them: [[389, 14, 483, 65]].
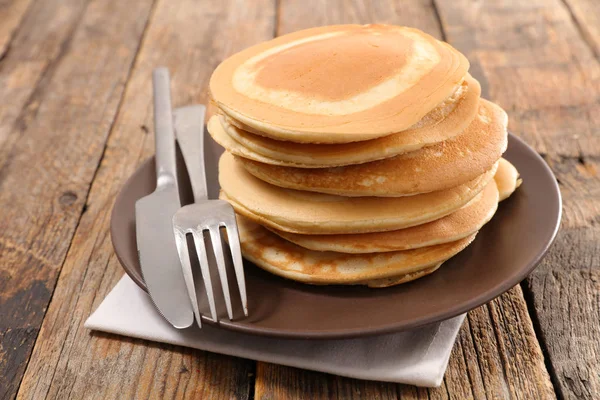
[[16, 0, 276, 398], [526, 156, 600, 400], [435, 0, 600, 159], [0, 0, 156, 397], [253, 0, 555, 398], [434, 0, 600, 398], [0, 0, 33, 59], [255, 363, 398, 399], [276, 0, 441, 36], [0, 0, 91, 154], [399, 288, 554, 399], [561, 0, 600, 58]]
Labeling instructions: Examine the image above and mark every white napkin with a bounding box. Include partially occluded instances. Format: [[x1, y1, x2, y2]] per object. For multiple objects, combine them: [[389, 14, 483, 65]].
[[85, 276, 465, 387]]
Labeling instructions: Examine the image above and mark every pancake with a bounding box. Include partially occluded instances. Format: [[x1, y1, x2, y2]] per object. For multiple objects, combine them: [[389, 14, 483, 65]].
[[219, 151, 497, 234], [237, 99, 508, 197], [363, 264, 443, 288], [209, 75, 481, 168], [270, 178, 499, 253], [495, 158, 522, 201], [236, 215, 477, 286], [210, 24, 469, 143]]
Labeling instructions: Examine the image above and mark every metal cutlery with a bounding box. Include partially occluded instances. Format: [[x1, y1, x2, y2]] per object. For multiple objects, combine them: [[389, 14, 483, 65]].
[[173, 105, 248, 327], [134, 68, 194, 329]]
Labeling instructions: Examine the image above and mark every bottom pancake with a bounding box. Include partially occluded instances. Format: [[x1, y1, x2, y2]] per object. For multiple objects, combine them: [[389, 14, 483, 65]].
[[362, 263, 443, 288], [237, 215, 476, 287]]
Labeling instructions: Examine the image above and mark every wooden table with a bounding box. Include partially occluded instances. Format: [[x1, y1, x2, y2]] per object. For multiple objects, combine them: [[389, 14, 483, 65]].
[[1, 0, 598, 398]]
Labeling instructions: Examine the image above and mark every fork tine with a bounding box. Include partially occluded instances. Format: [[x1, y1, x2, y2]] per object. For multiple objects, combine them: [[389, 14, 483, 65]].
[[191, 229, 218, 322], [208, 226, 234, 320], [225, 223, 248, 316], [174, 228, 201, 327]]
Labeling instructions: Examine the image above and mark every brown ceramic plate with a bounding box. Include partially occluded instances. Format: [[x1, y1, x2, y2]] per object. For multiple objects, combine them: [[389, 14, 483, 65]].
[[110, 133, 561, 339]]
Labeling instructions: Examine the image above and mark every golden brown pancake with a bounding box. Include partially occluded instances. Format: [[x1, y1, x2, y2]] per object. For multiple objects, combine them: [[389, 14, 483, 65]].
[[363, 264, 443, 288], [495, 158, 522, 201], [209, 75, 481, 168], [237, 99, 508, 197], [270, 179, 499, 253], [237, 215, 476, 286], [210, 24, 469, 143], [219, 151, 497, 234]]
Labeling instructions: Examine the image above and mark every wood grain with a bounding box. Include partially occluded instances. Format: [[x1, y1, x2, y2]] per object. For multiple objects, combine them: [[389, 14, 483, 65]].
[[434, 0, 600, 398], [400, 287, 553, 399], [255, 362, 399, 399], [435, 0, 600, 159], [526, 157, 600, 400], [15, 0, 276, 398], [0, 0, 155, 397], [561, 0, 600, 58], [276, 0, 441, 36], [253, 1, 555, 397], [0, 0, 92, 153], [0, 0, 32, 59]]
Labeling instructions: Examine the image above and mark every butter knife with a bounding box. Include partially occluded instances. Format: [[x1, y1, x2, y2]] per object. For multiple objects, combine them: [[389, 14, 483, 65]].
[[135, 68, 194, 329]]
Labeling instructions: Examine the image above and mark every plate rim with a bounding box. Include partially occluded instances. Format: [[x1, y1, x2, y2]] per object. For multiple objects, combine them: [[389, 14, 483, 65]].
[[110, 132, 562, 339]]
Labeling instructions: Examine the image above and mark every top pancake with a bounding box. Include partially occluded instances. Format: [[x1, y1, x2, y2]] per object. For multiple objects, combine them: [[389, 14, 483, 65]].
[[209, 75, 481, 168], [210, 24, 469, 143], [238, 99, 508, 197]]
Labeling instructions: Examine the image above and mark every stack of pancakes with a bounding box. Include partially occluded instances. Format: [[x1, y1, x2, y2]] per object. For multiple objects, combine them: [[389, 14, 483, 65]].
[[208, 24, 522, 287]]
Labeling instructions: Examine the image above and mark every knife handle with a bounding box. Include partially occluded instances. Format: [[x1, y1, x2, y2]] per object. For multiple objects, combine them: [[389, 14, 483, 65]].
[[153, 68, 178, 189], [174, 105, 208, 201]]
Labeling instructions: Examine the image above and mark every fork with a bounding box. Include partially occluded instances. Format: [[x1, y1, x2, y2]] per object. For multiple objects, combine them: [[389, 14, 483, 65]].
[[172, 105, 248, 327]]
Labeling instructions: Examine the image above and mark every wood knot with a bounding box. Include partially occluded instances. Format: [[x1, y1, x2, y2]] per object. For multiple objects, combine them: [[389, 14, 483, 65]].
[[59, 191, 78, 206]]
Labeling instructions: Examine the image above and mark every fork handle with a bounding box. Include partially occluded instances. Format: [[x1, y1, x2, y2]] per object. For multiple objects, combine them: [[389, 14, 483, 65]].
[[174, 105, 208, 201]]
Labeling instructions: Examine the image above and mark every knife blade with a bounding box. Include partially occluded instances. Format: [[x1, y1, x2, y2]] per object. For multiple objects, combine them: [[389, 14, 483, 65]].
[[135, 68, 194, 329]]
